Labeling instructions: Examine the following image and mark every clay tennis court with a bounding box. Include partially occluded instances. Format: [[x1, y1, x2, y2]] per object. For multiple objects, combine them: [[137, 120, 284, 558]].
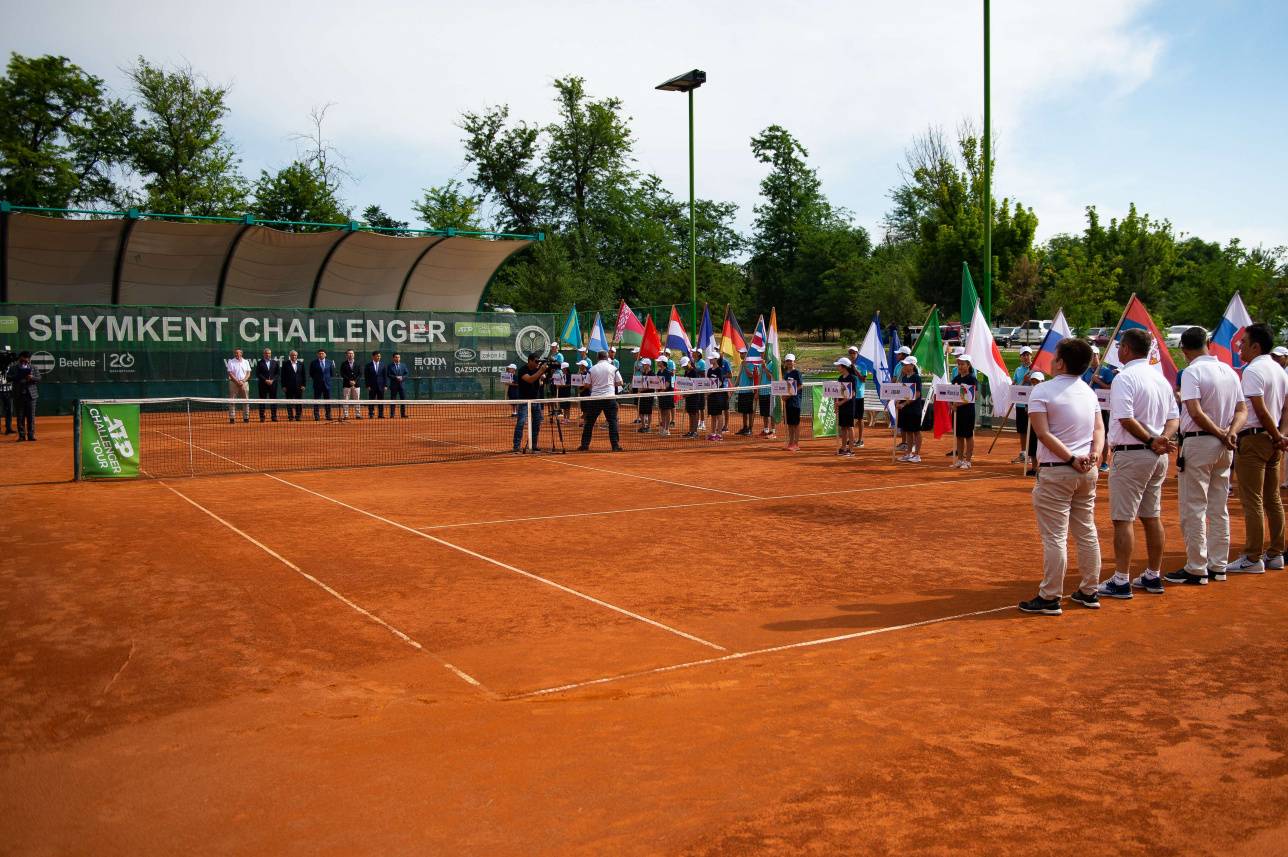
[[2, 418, 1287, 855]]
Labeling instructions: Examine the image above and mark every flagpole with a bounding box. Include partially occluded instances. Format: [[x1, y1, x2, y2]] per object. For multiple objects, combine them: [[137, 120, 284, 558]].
[[1102, 294, 1135, 365]]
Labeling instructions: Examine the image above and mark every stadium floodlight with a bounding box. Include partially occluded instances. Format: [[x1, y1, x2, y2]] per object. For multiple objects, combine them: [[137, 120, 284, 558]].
[[655, 69, 706, 334]]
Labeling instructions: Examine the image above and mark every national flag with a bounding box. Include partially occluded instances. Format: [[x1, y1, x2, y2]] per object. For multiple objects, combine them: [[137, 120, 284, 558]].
[[638, 314, 662, 360], [887, 323, 903, 376], [746, 315, 767, 364], [766, 308, 782, 380], [1030, 309, 1073, 375], [720, 306, 746, 368], [856, 314, 892, 419], [911, 309, 950, 436], [587, 312, 610, 354], [666, 305, 693, 355], [1104, 295, 1179, 385], [697, 304, 714, 355], [559, 306, 581, 348], [614, 300, 646, 346], [964, 300, 1012, 417], [961, 262, 979, 327], [1211, 291, 1253, 371]]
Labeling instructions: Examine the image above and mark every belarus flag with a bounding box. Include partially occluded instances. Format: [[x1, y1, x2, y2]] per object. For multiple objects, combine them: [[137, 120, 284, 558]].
[[1211, 291, 1252, 371]]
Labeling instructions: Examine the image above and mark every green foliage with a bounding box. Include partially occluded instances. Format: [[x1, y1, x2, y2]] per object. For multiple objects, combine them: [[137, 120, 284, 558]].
[[251, 161, 346, 229], [361, 204, 409, 233], [413, 179, 483, 231], [0, 53, 132, 209], [126, 58, 247, 216]]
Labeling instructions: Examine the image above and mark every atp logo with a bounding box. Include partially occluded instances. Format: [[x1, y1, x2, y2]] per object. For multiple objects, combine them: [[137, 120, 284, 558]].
[[105, 415, 135, 458]]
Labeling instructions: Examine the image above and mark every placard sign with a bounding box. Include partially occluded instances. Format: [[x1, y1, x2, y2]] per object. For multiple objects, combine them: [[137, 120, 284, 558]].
[[880, 382, 913, 402], [646, 376, 667, 390], [570, 373, 588, 386], [675, 377, 695, 391], [822, 381, 848, 399], [770, 380, 794, 396], [551, 371, 565, 386], [1010, 386, 1032, 404], [499, 371, 514, 384], [631, 374, 645, 389], [933, 383, 975, 404], [1095, 389, 1111, 410], [692, 378, 718, 390]]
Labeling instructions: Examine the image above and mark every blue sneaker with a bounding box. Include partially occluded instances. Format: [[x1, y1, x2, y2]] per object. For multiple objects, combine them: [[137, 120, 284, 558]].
[[1097, 579, 1134, 600], [1131, 574, 1165, 594]]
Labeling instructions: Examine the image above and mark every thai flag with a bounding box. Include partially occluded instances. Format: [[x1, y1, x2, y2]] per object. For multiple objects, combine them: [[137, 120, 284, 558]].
[[1030, 310, 1073, 375], [666, 306, 692, 354], [1211, 292, 1253, 371]]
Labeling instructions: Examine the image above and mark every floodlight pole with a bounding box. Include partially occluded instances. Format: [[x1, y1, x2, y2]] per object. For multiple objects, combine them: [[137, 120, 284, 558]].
[[688, 87, 697, 335], [983, 0, 992, 324]]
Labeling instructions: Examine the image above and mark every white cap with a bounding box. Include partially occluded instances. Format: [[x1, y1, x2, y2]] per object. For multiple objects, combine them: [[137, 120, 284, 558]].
[[957, 353, 973, 364], [1019, 346, 1034, 355], [680, 356, 692, 367], [609, 346, 617, 352], [896, 346, 912, 355], [706, 347, 720, 360], [639, 357, 652, 366], [950, 346, 966, 356], [784, 353, 796, 362], [506, 363, 517, 369], [903, 355, 919, 367], [1273, 346, 1288, 357], [848, 345, 859, 353], [549, 341, 559, 348], [561, 361, 569, 369], [1029, 371, 1046, 381], [834, 357, 852, 368], [578, 345, 588, 352], [577, 359, 589, 367], [631, 348, 639, 354], [1090, 345, 1101, 356]]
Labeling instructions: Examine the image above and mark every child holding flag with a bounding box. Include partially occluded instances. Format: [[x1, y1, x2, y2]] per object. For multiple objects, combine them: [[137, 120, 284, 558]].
[[835, 357, 859, 456], [951, 354, 979, 469], [636, 358, 655, 433], [736, 352, 757, 436], [782, 354, 803, 452], [656, 357, 675, 436], [896, 357, 924, 463]]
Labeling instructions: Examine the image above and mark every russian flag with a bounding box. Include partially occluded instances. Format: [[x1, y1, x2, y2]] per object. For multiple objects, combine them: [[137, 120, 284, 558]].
[[1029, 310, 1073, 375], [666, 305, 692, 354], [1211, 292, 1253, 371]]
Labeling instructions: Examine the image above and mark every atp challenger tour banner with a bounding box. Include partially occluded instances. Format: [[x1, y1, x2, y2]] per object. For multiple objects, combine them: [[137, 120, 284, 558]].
[[0, 304, 559, 413], [811, 386, 837, 438], [79, 402, 141, 478]]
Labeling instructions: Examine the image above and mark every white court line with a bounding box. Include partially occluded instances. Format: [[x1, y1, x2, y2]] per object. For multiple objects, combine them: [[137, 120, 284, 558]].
[[416, 473, 1008, 531], [536, 455, 760, 498], [263, 473, 728, 652], [155, 479, 488, 693], [507, 602, 1017, 700]]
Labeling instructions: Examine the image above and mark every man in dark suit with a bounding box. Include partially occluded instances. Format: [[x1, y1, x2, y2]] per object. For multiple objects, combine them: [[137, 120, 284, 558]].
[[255, 347, 280, 422], [309, 348, 334, 421], [340, 349, 362, 420], [6, 351, 39, 441], [386, 351, 410, 418], [281, 349, 306, 421], [364, 350, 388, 419]]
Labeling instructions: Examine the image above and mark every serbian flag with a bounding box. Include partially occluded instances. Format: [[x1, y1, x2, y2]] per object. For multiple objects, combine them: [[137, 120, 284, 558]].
[[721, 306, 746, 367], [614, 300, 646, 346], [1106, 295, 1179, 386], [1211, 291, 1252, 371], [638, 314, 662, 360], [1030, 310, 1073, 375], [666, 305, 692, 354]]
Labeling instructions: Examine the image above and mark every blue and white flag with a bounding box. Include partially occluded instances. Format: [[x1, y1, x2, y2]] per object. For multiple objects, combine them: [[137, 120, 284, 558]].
[[587, 312, 610, 354], [857, 314, 892, 416]]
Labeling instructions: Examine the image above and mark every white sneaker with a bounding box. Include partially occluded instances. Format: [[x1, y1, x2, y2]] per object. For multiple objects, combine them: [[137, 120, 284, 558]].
[[897, 454, 912, 462], [960, 460, 972, 470], [1263, 553, 1285, 570], [949, 460, 962, 469], [905, 454, 922, 463], [1227, 555, 1266, 574]]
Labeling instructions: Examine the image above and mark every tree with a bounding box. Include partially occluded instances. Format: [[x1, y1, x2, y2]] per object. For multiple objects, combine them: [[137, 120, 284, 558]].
[[413, 179, 483, 231], [251, 161, 346, 228], [361, 204, 408, 233], [459, 105, 543, 232], [0, 53, 132, 209], [126, 58, 247, 215]]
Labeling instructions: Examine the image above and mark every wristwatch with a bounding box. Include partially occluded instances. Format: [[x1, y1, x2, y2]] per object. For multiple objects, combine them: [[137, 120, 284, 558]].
[[1067, 454, 1077, 466]]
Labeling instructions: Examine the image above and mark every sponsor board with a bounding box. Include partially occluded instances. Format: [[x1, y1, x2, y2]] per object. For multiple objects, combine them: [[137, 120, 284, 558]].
[[480, 349, 508, 361], [454, 322, 511, 338], [79, 402, 141, 478]]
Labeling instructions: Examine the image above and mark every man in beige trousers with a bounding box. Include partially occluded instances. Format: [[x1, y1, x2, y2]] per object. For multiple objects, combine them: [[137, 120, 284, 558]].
[[1019, 338, 1105, 615], [1164, 327, 1245, 585]]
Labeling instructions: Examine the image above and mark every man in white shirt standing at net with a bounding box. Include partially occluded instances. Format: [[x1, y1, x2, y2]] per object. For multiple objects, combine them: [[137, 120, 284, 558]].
[[225, 347, 251, 424], [1099, 327, 1180, 599], [1163, 327, 1245, 585], [1227, 323, 1288, 574], [1019, 338, 1104, 615], [578, 350, 624, 452]]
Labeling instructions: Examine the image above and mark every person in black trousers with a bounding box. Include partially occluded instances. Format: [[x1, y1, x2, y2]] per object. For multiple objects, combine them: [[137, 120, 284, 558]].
[[255, 347, 280, 422], [386, 352, 410, 418], [364, 351, 388, 419], [309, 349, 334, 421], [0, 345, 14, 435], [6, 351, 39, 441], [281, 349, 306, 421]]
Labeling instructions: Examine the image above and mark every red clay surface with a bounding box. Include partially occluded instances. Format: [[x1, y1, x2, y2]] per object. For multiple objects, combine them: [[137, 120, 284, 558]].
[[2, 417, 1288, 855]]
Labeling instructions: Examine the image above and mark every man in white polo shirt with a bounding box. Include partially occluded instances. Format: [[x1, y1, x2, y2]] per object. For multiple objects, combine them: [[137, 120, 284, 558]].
[[578, 350, 624, 452], [1098, 327, 1179, 598], [1227, 323, 1288, 573], [1163, 327, 1245, 585], [225, 347, 251, 424], [1019, 338, 1105, 615]]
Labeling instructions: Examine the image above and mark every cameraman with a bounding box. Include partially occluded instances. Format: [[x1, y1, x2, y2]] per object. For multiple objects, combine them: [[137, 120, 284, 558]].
[[512, 351, 551, 453], [0, 345, 15, 435]]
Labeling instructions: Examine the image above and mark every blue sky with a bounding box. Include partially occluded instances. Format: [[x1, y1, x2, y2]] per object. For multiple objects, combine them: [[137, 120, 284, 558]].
[[2, 0, 1284, 249]]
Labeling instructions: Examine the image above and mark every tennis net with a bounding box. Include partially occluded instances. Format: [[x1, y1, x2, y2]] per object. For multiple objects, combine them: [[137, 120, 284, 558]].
[[75, 383, 825, 479]]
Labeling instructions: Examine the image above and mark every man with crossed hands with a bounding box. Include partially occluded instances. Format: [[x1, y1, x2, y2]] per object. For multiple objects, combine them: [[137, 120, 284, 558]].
[[1099, 328, 1180, 599], [1163, 327, 1245, 585], [1019, 338, 1105, 615]]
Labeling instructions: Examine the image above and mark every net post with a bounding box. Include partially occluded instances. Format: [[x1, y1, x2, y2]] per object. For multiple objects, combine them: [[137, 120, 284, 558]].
[[72, 399, 82, 481], [186, 398, 194, 476], [526, 401, 534, 452]]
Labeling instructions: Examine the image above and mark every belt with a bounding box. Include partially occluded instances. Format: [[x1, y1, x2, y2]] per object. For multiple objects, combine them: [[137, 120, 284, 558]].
[[1238, 427, 1266, 437], [1181, 431, 1218, 439], [1111, 443, 1150, 452], [1039, 462, 1072, 468]]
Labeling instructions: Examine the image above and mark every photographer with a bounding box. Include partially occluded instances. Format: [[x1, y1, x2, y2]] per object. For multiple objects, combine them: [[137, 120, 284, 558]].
[[512, 351, 551, 453]]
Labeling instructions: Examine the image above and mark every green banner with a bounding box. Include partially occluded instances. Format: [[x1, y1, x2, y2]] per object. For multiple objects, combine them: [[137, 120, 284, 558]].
[[80, 403, 141, 478], [811, 387, 837, 438]]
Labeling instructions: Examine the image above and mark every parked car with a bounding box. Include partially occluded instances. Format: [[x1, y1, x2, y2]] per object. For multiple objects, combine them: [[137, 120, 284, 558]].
[[1083, 327, 1111, 348], [940, 322, 963, 346], [1165, 325, 1206, 348], [993, 325, 1020, 347], [1015, 319, 1054, 346]]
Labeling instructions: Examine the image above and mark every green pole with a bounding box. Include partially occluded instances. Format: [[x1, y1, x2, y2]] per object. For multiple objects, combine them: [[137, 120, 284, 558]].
[[982, 0, 992, 324], [689, 87, 697, 335]]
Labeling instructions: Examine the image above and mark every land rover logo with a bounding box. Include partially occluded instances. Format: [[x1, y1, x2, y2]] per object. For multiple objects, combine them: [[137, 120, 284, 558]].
[[515, 324, 551, 357], [454, 348, 477, 362]]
